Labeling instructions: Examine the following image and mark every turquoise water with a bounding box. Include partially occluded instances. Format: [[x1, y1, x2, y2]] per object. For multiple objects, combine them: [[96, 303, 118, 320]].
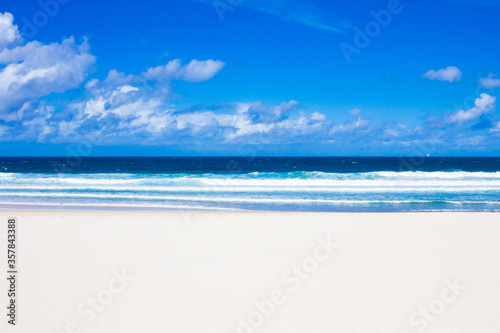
[[0, 157, 499, 211]]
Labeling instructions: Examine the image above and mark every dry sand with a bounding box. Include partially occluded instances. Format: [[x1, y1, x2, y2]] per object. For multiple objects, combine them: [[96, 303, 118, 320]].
[[0, 211, 499, 332]]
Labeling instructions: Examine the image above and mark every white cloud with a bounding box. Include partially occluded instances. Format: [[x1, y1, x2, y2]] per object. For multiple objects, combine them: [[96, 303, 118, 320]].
[[0, 12, 21, 50], [490, 122, 500, 133], [144, 59, 225, 82], [445, 93, 496, 125], [242, 100, 299, 124], [479, 74, 500, 89], [330, 117, 371, 134], [144, 59, 182, 81], [17, 103, 55, 142], [1, 13, 499, 152], [56, 90, 331, 145], [179, 59, 226, 82], [0, 12, 230, 144], [310, 111, 326, 121], [347, 108, 362, 116], [0, 17, 95, 118], [70, 58, 226, 138], [423, 66, 462, 82]]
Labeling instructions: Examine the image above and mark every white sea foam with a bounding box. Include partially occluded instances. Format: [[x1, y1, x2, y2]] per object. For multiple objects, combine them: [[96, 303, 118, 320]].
[[2, 171, 500, 186], [0, 192, 498, 206], [0, 185, 499, 193], [0, 171, 498, 211]]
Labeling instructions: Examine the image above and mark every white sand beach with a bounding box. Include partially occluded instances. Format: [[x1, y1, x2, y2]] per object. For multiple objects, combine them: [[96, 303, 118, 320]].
[[1, 212, 499, 333]]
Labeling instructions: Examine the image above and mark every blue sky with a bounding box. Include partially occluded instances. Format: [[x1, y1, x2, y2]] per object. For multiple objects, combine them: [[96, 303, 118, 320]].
[[1, 0, 500, 156]]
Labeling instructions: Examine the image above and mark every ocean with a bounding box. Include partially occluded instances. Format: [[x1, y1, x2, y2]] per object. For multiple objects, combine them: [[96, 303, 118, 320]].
[[0, 157, 499, 212]]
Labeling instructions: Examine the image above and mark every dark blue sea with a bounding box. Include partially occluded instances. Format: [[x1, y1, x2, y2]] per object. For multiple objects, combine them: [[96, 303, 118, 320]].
[[0, 157, 499, 212]]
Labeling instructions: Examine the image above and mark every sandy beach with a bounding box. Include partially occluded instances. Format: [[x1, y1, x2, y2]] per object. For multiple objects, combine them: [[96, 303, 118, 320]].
[[1, 0, 499, 330], [0, 211, 499, 333]]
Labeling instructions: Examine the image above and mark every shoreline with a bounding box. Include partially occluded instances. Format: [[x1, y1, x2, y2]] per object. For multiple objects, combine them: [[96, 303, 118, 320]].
[[1, 204, 499, 213], [0, 203, 240, 212]]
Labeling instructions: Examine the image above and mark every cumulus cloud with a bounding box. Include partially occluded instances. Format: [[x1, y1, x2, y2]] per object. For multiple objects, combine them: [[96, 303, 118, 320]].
[[330, 110, 372, 135], [423, 66, 462, 82], [217, 101, 330, 143], [144, 59, 225, 82], [65, 58, 227, 141], [55, 96, 327, 146], [1, 11, 499, 153], [243, 100, 299, 124], [479, 74, 500, 89], [0, 12, 95, 118], [178, 59, 226, 82], [6, 66, 339, 146], [445, 93, 496, 126], [0, 12, 230, 145], [0, 12, 21, 50]]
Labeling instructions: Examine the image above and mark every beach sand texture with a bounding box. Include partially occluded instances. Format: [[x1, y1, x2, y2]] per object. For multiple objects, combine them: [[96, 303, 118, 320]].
[[0, 212, 499, 333]]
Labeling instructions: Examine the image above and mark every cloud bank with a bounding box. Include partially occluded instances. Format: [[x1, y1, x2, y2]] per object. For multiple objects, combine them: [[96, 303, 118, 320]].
[[0, 12, 498, 155]]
